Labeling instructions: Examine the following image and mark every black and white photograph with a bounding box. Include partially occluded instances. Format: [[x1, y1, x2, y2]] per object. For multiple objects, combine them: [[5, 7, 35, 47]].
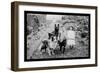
[[11, 1, 97, 71], [25, 11, 90, 61]]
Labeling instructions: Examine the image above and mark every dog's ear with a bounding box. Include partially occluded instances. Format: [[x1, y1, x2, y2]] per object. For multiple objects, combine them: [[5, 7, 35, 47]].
[[58, 24, 59, 27], [55, 24, 56, 28]]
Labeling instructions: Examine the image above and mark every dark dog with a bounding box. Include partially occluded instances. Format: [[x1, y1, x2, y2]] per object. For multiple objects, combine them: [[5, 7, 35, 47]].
[[58, 39, 66, 54], [40, 40, 49, 52], [55, 24, 59, 40]]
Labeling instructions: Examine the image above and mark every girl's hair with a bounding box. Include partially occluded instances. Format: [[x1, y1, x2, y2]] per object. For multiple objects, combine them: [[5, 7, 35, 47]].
[[68, 26, 75, 30]]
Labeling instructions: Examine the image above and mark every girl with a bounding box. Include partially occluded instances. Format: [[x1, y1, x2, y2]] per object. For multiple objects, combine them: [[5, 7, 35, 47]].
[[67, 26, 76, 49]]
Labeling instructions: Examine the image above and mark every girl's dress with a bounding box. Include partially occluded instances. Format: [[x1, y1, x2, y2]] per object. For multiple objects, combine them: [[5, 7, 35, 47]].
[[67, 30, 75, 46]]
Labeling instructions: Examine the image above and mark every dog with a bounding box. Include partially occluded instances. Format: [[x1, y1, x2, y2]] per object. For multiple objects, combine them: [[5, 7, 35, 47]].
[[40, 40, 49, 52], [40, 40, 54, 56], [58, 38, 66, 54]]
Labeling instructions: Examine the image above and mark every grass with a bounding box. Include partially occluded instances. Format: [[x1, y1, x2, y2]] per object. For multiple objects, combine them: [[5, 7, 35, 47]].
[[30, 38, 89, 60]]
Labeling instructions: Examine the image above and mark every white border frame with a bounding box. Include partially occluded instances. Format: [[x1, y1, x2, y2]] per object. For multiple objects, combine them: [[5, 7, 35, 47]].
[[18, 4, 96, 68]]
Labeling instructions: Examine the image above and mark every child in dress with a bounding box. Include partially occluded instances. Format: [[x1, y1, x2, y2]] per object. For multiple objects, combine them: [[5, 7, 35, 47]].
[[67, 26, 76, 49]]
